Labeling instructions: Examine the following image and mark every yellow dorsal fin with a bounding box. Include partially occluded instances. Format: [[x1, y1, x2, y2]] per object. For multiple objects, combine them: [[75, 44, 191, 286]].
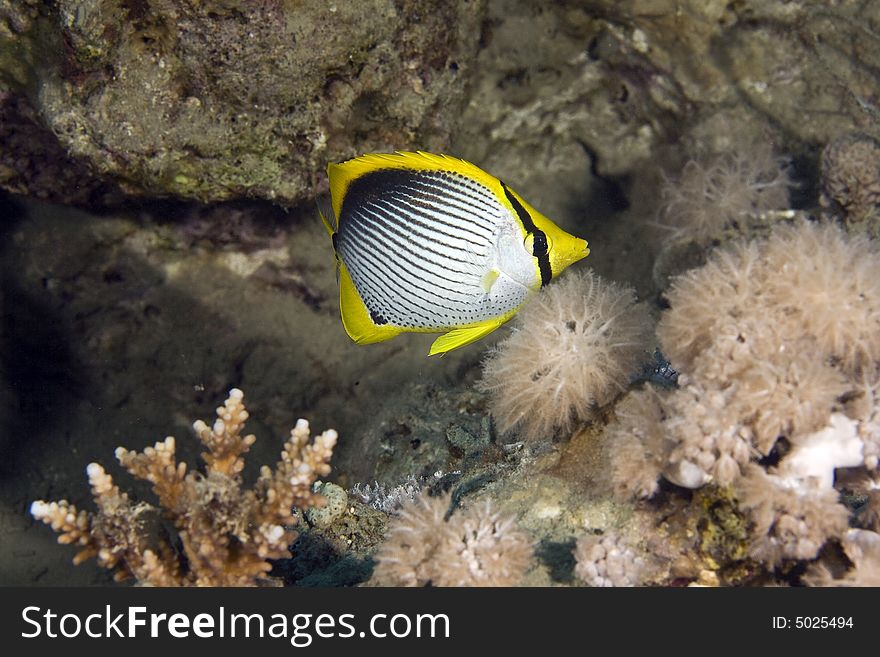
[[428, 319, 505, 356], [327, 151, 505, 219], [338, 261, 401, 345]]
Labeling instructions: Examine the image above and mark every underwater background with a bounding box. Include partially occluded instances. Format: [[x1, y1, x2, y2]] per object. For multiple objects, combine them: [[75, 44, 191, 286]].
[[3, 0, 880, 586]]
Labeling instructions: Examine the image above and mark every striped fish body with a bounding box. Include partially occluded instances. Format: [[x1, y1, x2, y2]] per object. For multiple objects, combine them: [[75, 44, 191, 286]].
[[324, 152, 589, 355]]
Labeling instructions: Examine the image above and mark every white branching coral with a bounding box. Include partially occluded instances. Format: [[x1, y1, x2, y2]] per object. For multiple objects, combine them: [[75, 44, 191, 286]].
[[480, 269, 652, 441], [31, 388, 337, 586], [573, 534, 645, 587], [371, 492, 533, 587]]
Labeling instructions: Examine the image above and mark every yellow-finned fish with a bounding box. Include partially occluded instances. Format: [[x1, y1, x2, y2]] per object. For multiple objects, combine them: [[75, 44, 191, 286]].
[[322, 151, 589, 355]]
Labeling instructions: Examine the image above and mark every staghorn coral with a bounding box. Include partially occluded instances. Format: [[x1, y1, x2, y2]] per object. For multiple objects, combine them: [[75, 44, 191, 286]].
[[31, 388, 337, 586], [573, 534, 645, 587], [820, 133, 880, 224], [657, 140, 792, 244], [371, 492, 533, 587], [479, 269, 653, 441]]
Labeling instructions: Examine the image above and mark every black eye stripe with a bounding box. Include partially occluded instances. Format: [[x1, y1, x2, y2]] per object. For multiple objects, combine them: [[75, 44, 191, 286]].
[[501, 181, 552, 287], [532, 232, 548, 257]]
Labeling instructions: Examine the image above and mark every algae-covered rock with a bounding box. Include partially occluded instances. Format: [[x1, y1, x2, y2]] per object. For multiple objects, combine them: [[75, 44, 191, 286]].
[[305, 482, 348, 529], [5, 0, 879, 214], [450, 1, 880, 298], [0, 0, 483, 205]]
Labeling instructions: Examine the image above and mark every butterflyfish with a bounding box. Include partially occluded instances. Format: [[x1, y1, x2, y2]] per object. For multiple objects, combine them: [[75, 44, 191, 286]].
[[323, 151, 589, 355]]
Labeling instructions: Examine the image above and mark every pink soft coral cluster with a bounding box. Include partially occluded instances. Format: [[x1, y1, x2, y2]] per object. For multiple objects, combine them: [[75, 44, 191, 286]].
[[611, 219, 880, 567], [370, 492, 533, 587], [480, 270, 653, 441], [658, 140, 792, 243], [573, 533, 645, 587]]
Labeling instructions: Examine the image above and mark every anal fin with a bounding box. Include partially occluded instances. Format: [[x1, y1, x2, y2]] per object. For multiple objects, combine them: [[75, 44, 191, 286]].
[[428, 319, 504, 356]]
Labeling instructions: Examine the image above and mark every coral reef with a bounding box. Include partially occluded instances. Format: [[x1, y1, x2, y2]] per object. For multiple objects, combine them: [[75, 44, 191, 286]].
[[820, 133, 880, 226], [371, 492, 533, 587], [611, 219, 880, 565], [480, 269, 653, 441], [607, 384, 674, 499], [735, 465, 851, 565], [9, 0, 880, 590], [657, 140, 792, 244], [31, 389, 337, 586], [573, 534, 645, 587]]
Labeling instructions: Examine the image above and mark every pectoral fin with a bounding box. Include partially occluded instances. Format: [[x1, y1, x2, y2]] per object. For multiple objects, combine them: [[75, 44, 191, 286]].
[[428, 319, 504, 356], [480, 267, 500, 293]]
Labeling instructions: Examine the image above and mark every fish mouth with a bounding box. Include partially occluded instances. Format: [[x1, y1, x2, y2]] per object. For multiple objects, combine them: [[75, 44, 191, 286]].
[[549, 239, 589, 276]]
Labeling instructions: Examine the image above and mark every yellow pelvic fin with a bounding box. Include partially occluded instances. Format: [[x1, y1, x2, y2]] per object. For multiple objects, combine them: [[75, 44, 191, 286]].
[[339, 261, 401, 345], [428, 319, 505, 356], [328, 151, 506, 220]]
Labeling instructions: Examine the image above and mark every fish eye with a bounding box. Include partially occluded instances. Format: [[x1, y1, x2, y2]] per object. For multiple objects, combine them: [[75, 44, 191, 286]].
[[530, 232, 550, 257]]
